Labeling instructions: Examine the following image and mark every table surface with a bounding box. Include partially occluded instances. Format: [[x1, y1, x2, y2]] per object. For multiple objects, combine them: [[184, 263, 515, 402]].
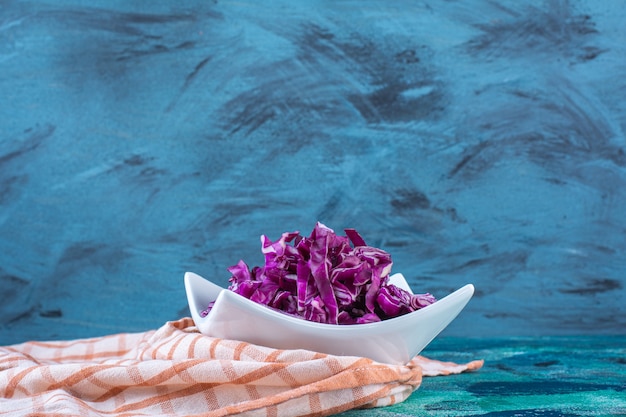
[[336, 336, 626, 417]]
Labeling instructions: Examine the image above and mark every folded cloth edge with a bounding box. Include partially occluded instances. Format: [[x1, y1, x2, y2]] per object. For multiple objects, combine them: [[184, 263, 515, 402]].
[[0, 318, 482, 417]]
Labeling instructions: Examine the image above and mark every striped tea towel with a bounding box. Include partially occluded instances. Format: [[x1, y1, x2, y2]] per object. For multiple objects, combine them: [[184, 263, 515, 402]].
[[0, 317, 483, 416]]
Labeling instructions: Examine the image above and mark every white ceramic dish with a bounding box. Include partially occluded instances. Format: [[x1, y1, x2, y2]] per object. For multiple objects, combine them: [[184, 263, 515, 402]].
[[185, 271, 474, 364]]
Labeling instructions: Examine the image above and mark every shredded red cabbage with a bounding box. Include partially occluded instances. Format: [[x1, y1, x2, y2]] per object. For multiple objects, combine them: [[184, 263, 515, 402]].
[[201, 222, 436, 324]]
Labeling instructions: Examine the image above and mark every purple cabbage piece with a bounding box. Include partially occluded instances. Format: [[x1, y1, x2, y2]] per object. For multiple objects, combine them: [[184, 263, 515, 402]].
[[202, 222, 436, 324]]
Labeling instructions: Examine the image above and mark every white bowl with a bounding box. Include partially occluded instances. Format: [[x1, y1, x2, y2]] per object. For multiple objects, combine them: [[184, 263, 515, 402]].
[[184, 271, 474, 364]]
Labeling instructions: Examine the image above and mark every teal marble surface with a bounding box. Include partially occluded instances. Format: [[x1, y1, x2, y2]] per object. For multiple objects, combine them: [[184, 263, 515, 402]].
[[2, 0, 626, 345], [337, 336, 626, 416]]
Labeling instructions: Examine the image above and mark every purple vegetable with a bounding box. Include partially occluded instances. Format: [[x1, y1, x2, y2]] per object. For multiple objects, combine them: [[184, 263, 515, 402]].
[[201, 222, 436, 323]]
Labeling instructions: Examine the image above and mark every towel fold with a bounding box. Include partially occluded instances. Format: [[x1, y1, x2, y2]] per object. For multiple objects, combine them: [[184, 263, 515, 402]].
[[0, 318, 482, 416]]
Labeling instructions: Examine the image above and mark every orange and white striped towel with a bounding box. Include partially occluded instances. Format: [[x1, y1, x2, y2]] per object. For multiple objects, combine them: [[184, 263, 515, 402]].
[[0, 318, 482, 416]]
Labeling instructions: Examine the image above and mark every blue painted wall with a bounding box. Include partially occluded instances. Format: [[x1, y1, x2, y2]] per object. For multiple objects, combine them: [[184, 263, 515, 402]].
[[1, 0, 625, 344]]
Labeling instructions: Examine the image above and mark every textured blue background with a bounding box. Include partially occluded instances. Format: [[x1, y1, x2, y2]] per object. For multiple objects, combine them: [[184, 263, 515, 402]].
[[1, 0, 625, 345]]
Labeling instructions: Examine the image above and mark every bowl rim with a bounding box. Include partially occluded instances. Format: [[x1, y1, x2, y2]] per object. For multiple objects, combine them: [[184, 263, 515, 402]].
[[185, 271, 474, 331]]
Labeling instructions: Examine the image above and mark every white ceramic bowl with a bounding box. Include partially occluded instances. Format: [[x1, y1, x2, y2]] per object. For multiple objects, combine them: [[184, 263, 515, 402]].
[[185, 271, 474, 364]]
